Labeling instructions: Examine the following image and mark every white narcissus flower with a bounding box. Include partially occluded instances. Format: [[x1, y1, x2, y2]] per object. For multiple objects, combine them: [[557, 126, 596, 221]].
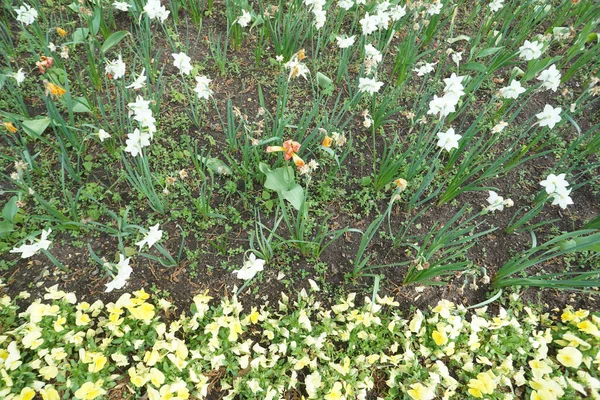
[[499, 80, 526, 99], [10, 229, 52, 258], [144, 0, 170, 22], [537, 65, 561, 92], [358, 77, 383, 95], [427, 93, 459, 118], [135, 224, 163, 250], [236, 9, 252, 28], [336, 35, 356, 49], [15, 4, 38, 25], [540, 173, 569, 194], [338, 0, 353, 10], [519, 40, 543, 61], [364, 44, 382, 64], [232, 253, 265, 280], [124, 128, 151, 157], [536, 104, 562, 129], [9, 69, 26, 86], [113, 1, 131, 11], [489, 0, 504, 12], [193, 75, 213, 99], [126, 68, 147, 90], [486, 191, 512, 212], [492, 121, 508, 133], [443, 73, 465, 98], [437, 127, 461, 152], [551, 187, 574, 209], [360, 12, 379, 35], [104, 255, 133, 292], [390, 5, 406, 21], [172, 52, 193, 75], [413, 62, 437, 76], [427, 0, 443, 15], [105, 55, 126, 80], [97, 129, 111, 142]]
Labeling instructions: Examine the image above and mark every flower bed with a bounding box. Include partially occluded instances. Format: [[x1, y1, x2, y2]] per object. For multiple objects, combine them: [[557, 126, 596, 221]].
[[1, 286, 599, 399]]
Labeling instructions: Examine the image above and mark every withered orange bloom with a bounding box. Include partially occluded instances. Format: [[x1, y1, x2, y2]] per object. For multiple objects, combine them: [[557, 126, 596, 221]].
[[322, 135, 332, 148], [297, 49, 306, 61], [2, 122, 18, 133], [266, 139, 305, 169], [44, 80, 66, 98], [56, 27, 67, 37]]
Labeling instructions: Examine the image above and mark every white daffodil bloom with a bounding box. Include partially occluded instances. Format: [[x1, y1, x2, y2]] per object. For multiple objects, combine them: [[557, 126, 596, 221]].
[[500, 80, 526, 99], [232, 253, 265, 280], [358, 77, 383, 95], [105, 255, 133, 292], [105, 55, 126, 80], [536, 104, 562, 129], [194, 75, 213, 99], [537, 65, 561, 92], [136, 224, 163, 250], [15, 4, 38, 25], [10, 229, 52, 258], [172, 52, 193, 75], [519, 40, 543, 60], [437, 127, 462, 152]]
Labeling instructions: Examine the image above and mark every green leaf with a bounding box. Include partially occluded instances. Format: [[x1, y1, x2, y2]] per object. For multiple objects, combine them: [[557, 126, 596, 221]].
[[72, 28, 90, 43], [558, 233, 600, 253], [72, 97, 92, 113], [316, 72, 333, 90], [22, 117, 51, 138], [198, 156, 232, 175], [447, 35, 470, 44], [583, 215, 600, 230], [259, 163, 305, 210], [476, 47, 503, 58], [2, 197, 18, 223], [0, 221, 14, 236], [101, 31, 129, 54], [461, 62, 486, 73]]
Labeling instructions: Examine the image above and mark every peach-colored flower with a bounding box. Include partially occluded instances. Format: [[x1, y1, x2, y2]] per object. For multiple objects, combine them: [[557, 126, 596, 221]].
[[266, 139, 305, 169]]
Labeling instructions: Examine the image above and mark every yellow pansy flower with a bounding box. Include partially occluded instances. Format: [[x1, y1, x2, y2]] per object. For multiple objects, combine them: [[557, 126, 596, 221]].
[[407, 382, 435, 400], [40, 386, 60, 400], [17, 387, 35, 400], [432, 329, 448, 346], [324, 382, 344, 400], [556, 346, 583, 368], [130, 303, 155, 321], [74, 381, 106, 400]]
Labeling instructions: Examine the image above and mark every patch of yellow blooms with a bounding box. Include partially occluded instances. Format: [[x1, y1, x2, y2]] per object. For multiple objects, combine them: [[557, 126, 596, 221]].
[[0, 285, 599, 400]]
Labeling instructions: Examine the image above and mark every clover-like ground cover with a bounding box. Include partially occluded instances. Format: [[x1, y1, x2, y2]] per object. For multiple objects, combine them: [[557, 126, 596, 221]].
[[0, 0, 599, 398]]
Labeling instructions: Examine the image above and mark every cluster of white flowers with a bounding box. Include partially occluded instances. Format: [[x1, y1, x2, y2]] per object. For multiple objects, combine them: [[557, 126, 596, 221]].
[[193, 75, 213, 99], [414, 61, 437, 76], [304, 0, 327, 29], [540, 173, 573, 209], [10, 229, 52, 259], [359, 1, 406, 36], [144, 0, 169, 22], [105, 55, 126, 80], [15, 3, 38, 25], [486, 191, 513, 212], [172, 52, 193, 75], [125, 96, 156, 156], [428, 73, 466, 118]]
